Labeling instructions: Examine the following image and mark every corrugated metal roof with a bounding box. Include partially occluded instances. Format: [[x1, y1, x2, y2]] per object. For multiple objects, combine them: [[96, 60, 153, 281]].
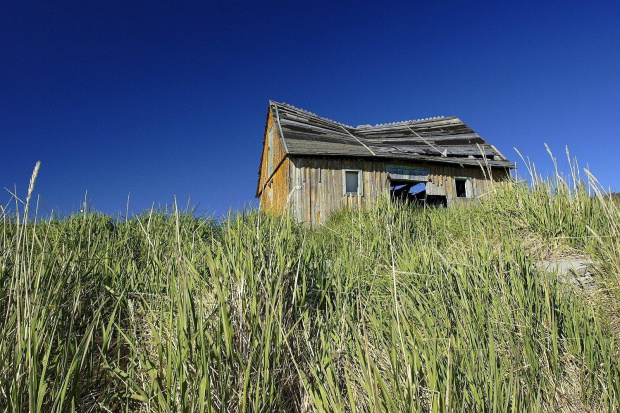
[[270, 101, 514, 168]]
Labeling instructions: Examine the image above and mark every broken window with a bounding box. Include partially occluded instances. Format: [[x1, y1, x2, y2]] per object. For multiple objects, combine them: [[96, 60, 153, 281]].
[[426, 195, 447, 207], [455, 178, 469, 198], [390, 180, 426, 204], [344, 169, 363, 195], [389, 178, 447, 207]]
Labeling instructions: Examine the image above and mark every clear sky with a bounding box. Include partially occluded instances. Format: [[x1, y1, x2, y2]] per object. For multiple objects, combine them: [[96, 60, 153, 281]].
[[2, 1, 618, 217]]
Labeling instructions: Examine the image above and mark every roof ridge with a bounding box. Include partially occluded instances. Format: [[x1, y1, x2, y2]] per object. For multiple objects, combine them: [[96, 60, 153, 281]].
[[270, 101, 449, 130], [367, 116, 447, 128], [271, 101, 354, 129]]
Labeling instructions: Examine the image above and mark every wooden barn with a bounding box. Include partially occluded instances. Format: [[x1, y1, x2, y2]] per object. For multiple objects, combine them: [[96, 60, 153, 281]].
[[256, 101, 514, 225]]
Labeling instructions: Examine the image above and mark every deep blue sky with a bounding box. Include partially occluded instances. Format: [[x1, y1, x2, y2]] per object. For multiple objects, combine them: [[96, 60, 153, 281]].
[[2, 1, 618, 217]]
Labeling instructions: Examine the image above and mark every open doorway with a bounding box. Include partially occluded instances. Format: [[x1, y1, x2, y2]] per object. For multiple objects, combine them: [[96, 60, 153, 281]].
[[389, 179, 447, 207]]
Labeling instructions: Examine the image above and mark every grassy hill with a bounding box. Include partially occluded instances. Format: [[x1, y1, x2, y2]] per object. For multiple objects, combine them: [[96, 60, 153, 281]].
[[1, 170, 619, 411]]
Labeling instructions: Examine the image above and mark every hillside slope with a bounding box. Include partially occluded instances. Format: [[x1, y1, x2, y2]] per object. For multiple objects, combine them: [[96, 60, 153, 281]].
[[1, 172, 619, 411]]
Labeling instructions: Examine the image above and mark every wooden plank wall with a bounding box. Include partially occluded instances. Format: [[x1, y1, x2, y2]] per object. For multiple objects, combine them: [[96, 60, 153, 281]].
[[258, 110, 290, 214], [259, 158, 291, 214], [421, 162, 504, 206], [288, 157, 510, 225], [289, 158, 387, 226]]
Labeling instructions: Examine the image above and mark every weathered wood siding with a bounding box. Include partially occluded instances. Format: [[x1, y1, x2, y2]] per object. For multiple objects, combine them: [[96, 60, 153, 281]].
[[259, 158, 292, 214], [288, 157, 510, 225], [288, 157, 386, 226], [257, 110, 290, 214]]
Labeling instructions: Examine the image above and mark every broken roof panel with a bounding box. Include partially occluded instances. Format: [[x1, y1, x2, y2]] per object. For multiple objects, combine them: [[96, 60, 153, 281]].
[[275, 103, 373, 157], [269, 101, 514, 168]]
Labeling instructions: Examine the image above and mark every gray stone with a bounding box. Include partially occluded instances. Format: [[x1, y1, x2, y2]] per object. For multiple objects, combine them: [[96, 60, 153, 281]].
[[536, 258, 597, 291]]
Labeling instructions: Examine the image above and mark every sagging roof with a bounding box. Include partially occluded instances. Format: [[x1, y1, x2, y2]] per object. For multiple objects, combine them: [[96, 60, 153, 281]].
[[269, 101, 514, 168]]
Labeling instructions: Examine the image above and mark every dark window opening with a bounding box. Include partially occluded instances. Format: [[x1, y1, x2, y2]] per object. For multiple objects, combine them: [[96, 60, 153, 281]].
[[426, 195, 447, 207], [455, 179, 467, 198]]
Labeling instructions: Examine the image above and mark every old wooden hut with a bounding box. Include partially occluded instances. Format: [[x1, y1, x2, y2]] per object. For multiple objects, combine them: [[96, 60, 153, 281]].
[[256, 101, 514, 225]]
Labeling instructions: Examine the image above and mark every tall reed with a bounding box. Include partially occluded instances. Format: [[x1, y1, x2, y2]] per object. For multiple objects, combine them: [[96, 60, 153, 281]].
[[1, 159, 619, 411]]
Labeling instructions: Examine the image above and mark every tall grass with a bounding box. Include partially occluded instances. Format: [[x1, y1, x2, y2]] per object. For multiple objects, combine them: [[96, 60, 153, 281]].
[[1, 161, 619, 411]]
